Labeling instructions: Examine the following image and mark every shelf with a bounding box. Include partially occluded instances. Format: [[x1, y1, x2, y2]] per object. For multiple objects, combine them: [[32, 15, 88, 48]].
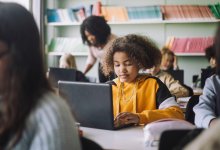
[[47, 51, 88, 56], [175, 53, 205, 56], [46, 19, 220, 26]]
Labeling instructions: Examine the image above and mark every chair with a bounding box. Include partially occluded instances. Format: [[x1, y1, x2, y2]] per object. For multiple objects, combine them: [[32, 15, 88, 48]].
[[166, 69, 184, 84], [159, 128, 203, 150], [185, 95, 200, 124], [81, 136, 103, 150], [201, 68, 215, 88]]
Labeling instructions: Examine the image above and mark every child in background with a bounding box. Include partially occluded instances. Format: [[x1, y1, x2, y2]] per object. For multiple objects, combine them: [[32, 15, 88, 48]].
[[101, 34, 184, 127], [193, 25, 220, 129], [205, 45, 216, 69], [0, 3, 81, 149], [59, 53, 77, 69], [161, 47, 179, 71], [59, 53, 89, 82], [184, 24, 220, 150], [147, 51, 191, 98]]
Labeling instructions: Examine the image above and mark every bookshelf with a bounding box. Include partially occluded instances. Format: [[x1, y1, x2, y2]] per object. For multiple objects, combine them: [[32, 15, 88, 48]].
[[44, 0, 220, 85], [47, 19, 220, 26]]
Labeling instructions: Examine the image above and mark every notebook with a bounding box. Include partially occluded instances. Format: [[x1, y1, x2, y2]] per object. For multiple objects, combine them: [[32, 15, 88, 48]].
[[48, 67, 76, 87], [58, 81, 134, 130]]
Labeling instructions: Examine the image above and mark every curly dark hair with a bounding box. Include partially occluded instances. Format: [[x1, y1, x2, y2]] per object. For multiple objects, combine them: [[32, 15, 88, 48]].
[[80, 15, 111, 47], [101, 34, 161, 76], [205, 45, 215, 62]]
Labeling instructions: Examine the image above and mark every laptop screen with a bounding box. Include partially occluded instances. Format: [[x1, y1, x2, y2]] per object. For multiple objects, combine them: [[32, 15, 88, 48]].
[[48, 67, 76, 87], [58, 81, 115, 130]]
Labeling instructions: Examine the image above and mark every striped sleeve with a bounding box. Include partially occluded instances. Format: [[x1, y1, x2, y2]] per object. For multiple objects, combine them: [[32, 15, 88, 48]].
[[18, 92, 82, 150]]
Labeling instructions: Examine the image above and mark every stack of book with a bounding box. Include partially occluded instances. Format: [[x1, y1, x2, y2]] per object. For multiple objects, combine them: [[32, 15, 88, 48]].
[[126, 6, 163, 21], [166, 36, 214, 53], [209, 3, 220, 19], [48, 37, 88, 53], [161, 5, 215, 20], [46, 4, 219, 23], [101, 6, 128, 22]]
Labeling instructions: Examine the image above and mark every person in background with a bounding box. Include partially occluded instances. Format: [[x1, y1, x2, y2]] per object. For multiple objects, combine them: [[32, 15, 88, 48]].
[[146, 51, 190, 98], [205, 45, 216, 69], [59, 53, 77, 69], [0, 3, 81, 150], [184, 24, 220, 150], [193, 25, 220, 129], [59, 53, 89, 82], [80, 15, 116, 83], [101, 34, 184, 128], [161, 47, 179, 71]]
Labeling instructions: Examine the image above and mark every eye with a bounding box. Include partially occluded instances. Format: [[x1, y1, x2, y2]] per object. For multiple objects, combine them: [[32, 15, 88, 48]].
[[125, 62, 133, 66], [114, 63, 120, 67]]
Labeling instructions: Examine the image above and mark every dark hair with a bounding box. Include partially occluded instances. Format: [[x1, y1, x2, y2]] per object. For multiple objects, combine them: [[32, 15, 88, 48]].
[[215, 24, 220, 76], [80, 16, 111, 47], [205, 45, 215, 62], [0, 2, 52, 148], [101, 34, 161, 76]]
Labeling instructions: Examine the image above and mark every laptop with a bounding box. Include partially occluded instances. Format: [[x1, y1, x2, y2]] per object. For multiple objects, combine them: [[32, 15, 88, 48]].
[[58, 81, 134, 130], [48, 67, 76, 87]]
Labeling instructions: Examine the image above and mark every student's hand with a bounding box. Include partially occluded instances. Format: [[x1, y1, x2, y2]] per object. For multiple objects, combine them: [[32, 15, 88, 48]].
[[114, 112, 139, 127]]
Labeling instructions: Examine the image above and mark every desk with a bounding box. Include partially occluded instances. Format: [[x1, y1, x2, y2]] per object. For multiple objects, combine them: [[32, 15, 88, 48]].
[[81, 126, 148, 150]]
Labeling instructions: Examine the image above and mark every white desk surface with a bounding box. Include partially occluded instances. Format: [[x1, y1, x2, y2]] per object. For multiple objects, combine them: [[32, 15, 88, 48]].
[[81, 126, 148, 150]]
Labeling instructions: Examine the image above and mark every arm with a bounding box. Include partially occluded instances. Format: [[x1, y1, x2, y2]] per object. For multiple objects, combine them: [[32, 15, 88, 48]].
[[137, 99, 184, 124], [138, 78, 184, 124], [83, 63, 93, 74], [194, 77, 217, 128], [29, 94, 81, 150], [173, 55, 179, 70], [162, 73, 189, 98], [83, 47, 97, 74]]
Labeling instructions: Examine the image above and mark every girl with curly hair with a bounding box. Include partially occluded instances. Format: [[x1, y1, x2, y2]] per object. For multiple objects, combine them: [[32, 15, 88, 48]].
[[102, 34, 184, 127]]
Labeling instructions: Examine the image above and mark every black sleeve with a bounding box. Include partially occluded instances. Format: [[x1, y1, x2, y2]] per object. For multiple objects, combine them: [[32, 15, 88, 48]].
[[149, 76, 173, 108], [105, 80, 116, 86], [76, 70, 89, 82]]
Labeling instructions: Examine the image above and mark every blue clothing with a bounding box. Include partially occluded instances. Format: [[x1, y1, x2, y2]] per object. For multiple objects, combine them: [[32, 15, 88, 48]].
[[194, 75, 220, 128], [9, 92, 81, 150]]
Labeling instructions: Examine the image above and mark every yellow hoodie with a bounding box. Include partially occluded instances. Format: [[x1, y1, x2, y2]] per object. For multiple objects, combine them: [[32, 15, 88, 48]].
[[112, 75, 184, 124]]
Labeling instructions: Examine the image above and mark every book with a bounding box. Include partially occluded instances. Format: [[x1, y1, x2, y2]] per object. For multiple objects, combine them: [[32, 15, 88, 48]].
[[47, 9, 60, 22]]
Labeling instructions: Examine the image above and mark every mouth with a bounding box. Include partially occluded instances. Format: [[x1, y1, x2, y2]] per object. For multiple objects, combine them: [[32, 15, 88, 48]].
[[120, 74, 128, 79]]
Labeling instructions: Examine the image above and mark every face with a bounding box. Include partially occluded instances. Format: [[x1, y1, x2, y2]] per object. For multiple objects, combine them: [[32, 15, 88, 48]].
[[210, 57, 216, 68], [59, 61, 70, 69], [113, 51, 139, 83], [161, 53, 174, 70], [85, 30, 96, 45]]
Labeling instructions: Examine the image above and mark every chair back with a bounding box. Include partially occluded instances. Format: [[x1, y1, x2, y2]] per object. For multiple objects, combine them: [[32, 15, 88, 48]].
[[167, 69, 184, 84], [185, 95, 200, 124]]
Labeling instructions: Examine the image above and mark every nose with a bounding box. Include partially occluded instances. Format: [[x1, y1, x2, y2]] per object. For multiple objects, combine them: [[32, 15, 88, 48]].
[[120, 65, 127, 73]]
